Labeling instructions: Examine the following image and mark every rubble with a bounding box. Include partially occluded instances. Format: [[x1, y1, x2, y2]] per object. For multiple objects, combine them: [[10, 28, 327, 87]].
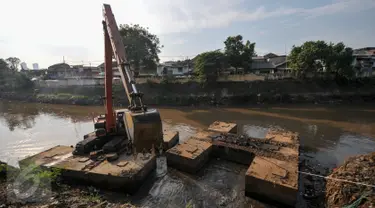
[[298, 156, 329, 208], [215, 133, 297, 149], [214, 133, 299, 162], [325, 152, 375, 207]]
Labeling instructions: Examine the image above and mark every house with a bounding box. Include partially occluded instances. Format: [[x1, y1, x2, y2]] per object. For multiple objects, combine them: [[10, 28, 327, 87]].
[[156, 60, 193, 76], [263, 53, 279, 59], [70, 65, 100, 77], [97, 61, 154, 77], [46, 63, 71, 79], [46, 63, 100, 79], [352, 47, 375, 77], [251, 54, 292, 79], [97, 61, 119, 77], [251, 56, 276, 74]]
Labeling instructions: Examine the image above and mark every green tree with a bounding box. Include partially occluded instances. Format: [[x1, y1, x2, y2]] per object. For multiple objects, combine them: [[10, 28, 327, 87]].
[[194, 50, 226, 84], [288, 40, 354, 78], [0, 58, 8, 70], [119, 24, 163, 74], [330, 43, 354, 78], [6, 57, 20, 71], [224, 35, 256, 73], [0, 57, 33, 90]]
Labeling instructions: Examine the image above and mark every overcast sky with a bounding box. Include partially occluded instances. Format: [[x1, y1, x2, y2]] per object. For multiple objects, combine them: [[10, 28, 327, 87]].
[[0, 0, 374, 68]]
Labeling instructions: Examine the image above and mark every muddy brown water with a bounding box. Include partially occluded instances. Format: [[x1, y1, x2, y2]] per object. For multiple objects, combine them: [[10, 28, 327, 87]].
[[1, 100, 375, 207]]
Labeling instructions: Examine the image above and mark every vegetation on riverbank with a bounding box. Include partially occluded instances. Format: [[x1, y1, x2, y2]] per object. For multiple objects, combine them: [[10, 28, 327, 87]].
[[0, 58, 34, 93], [2, 77, 375, 106], [0, 161, 138, 208]]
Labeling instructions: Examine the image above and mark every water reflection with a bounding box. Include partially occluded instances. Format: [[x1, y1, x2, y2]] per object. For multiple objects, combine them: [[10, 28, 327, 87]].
[[0, 101, 39, 131]]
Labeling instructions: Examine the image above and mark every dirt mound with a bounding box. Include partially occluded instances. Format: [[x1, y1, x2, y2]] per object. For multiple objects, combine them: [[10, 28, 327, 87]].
[[326, 152, 375, 207]]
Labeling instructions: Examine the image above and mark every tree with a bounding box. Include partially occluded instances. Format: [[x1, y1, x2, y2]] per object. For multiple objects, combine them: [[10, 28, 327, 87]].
[[119, 24, 163, 74], [288, 41, 354, 78], [6, 57, 20, 71], [194, 50, 227, 84], [224, 35, 256, 73], [0, 59, 8, 70], [330, 43, 354, 78]]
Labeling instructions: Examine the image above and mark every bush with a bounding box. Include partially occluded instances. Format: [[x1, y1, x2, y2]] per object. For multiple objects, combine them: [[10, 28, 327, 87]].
[[0, 70, 34, 91]]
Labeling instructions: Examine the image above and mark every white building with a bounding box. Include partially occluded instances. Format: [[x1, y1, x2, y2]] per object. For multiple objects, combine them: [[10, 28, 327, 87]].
[[156, 61, 193, 76], [20, 62, 28, 70], [32, 63, 39, 70]]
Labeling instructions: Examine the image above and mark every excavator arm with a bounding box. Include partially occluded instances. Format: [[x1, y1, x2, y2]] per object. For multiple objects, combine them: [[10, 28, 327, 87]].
[[102, 4, 146, 112], [101, 4, 163, 153]]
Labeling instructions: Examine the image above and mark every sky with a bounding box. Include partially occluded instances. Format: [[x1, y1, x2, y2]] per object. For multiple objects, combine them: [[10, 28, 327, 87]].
[[0, 0, 374, 68]]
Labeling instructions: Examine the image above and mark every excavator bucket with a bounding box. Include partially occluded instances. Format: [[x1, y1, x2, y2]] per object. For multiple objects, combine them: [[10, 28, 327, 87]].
[[123, 108, 163, 153]]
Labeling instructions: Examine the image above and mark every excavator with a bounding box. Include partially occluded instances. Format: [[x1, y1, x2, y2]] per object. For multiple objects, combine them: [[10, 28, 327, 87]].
[[73, 4, 163, 158]]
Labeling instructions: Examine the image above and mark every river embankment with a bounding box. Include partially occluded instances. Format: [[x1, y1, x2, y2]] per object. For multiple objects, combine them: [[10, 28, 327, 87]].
[[1, 79, 375, 106]]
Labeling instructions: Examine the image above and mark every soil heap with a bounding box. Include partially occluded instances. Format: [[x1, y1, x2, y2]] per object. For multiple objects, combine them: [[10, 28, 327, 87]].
[[326, 152, 375, 207]]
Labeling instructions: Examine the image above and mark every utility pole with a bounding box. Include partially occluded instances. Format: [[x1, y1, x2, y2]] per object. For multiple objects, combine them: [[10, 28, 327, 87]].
[[285, 44, 288, 71]]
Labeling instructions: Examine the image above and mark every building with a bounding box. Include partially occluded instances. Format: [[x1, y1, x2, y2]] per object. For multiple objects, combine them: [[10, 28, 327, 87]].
[[20, 62, 28, 70], [70, 65, 100, 77], [251, 54, 291, 75], [352, 47, 375, 77], [32, 63, 39, 70], [251, 56, 275, 74], [46, 63, 99, 79], [97, 61, 119, 77], [46, 63, 70, 79], [156, 60, 193, 76]]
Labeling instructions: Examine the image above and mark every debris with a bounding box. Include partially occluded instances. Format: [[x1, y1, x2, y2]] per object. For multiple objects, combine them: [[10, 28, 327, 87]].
[[106, 153, 119, 162], [214, 133, 298, 162], [326, 152, 375, 207]]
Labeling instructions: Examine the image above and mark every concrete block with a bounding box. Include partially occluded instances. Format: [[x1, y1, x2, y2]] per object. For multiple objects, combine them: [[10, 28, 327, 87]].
[[19, 145, 156, 194], [192, 130, 221, 143], [19, 145, 73, 168], [166, 138, 212, 174], [212, 136, 299, 166], [163, 130, 179, 150], [212, 141, 255, 165], [208, 121, 238, 134], [265, 130, 299, 145], [245, 156, 298, 207]]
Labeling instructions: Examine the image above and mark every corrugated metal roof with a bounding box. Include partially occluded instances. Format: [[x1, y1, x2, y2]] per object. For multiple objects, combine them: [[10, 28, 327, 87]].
[[251, 61, 275, 69]]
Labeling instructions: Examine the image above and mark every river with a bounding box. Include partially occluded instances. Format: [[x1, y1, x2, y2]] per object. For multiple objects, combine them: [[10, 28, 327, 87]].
[[1, 100, 375, 207]]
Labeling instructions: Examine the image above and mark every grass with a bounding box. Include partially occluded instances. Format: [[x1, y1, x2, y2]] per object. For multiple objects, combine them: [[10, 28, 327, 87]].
[[186, 200, 194, 208], [84, 192, 102, 203], [36, 93, 89, 100], [84, 186, 102, 203]]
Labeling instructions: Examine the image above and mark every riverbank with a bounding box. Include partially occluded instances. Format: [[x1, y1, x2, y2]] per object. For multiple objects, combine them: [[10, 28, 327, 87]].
[[0, 161, 137, 208], [0, 80, 375, 107], [1, 79, 375, 106]]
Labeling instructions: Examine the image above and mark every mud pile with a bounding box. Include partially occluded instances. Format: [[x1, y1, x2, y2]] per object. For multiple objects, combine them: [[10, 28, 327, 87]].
[[326, 152, 375, 207], [214, 133, 298, 162]]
